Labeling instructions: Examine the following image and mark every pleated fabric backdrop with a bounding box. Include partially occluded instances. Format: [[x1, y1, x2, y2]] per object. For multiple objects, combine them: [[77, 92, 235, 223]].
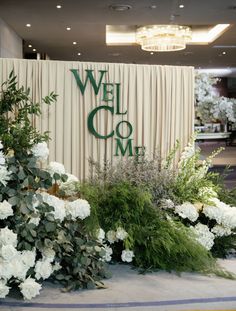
[[0, 58, 194, 180]]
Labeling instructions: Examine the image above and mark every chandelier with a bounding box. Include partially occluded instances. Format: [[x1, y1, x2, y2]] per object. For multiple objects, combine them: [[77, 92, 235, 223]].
[[136, 25, 192, 52]]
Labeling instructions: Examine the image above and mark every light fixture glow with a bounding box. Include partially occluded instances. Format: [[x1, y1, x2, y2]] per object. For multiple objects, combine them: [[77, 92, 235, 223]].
[[56, 5, 62, 8], [33, 48, 36, 52], [150, 52, 154, 55], [191, 24, 230, 44], [26, 24, 31, 27], [77, 52, 81, 56], [66, 27, 71, 31], [179, 4, 184, 8], [73, 41, 77, 45], [222, 51, 226, 55], [28, 44, 32, 48], [136, 25, 192, 52]]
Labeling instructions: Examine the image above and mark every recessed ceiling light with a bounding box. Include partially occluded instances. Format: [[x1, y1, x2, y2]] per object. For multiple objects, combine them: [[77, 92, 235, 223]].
[[149, 5, 157, 9], [56, 5, 62, 9], [33, 48, 36, 52], [109, 4, 132, 11], [28, 44, 32, 48], [66, 27, 71, 31], [26, 24, 31, 27], [77, 52, 81, 56], [179, 4, 184, 8], [222, 51, 226, 55], [73, 41, 77, 45], [150, 52, 154, 55]]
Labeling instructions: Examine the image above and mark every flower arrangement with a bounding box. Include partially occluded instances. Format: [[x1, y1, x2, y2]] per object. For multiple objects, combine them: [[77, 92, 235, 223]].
[[195, 72, 236, 124]]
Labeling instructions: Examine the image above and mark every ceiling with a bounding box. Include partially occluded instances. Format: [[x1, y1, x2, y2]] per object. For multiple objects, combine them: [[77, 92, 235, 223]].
[[0, 0, 236, 73]]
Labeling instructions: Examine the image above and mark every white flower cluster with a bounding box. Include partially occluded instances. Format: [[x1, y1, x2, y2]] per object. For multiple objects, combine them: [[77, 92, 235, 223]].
[[191, 223, 215, 250], [102, 244, 113, 262], [106, 227, 128, 244], [0, 227, 42, 299], [96, 228, 105, 242], [0, 141, 11, 187], [160, 199, 175, 209], [212, 96, 236, 123], [41, 193, 66, 222], [0, 200, 13, 220], [211, 225, 232, 237], [47, 161, 65, 177], [59, 173, 79, 196], [203, 198, 236, 230], [121, 250, 135, 263], [175, 202, 199, 222], [65, 198, 91, 220], [31, 142, 49, 162]]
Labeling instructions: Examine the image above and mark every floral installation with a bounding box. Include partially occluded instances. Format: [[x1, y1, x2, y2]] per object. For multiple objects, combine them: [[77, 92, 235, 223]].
[[195, 71, 236, 123]]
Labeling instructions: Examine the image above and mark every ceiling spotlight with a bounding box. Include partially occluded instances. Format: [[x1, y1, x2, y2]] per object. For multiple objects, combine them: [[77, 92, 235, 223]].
[[77, 52, 81, 56], [56, 5, 62, 9], [28, 44, 32, 48], [179, 4, 184, 8], [33, 48, 36, 52], [222, 51, 226, 55], [66, 27, 71, 31], [150, 52, 154, 55], [109, 4, 132, 11], [73, 41, 77, 45], [26, 24, 31, 27]]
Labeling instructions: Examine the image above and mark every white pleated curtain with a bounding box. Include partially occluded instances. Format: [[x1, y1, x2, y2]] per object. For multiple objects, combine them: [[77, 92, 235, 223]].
[[0, 59, 194, 180]]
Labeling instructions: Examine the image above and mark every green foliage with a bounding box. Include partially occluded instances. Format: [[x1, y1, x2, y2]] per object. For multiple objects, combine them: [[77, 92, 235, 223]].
[[211, 235, 236, 258], [80, 181, 223, 275], [0, 71, 57, 154]]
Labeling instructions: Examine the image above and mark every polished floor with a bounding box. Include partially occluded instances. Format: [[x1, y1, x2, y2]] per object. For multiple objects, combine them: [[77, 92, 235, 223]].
[[1, 260, 236, 311]]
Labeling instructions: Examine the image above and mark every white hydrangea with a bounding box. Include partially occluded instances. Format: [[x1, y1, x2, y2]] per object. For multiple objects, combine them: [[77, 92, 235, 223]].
[[0, 200, 13, 219], [47, 161, 65, 176], [52, 262, 62, 272], [35, 259, 53, 280], [116, 227, 128, 241], [211, 225, 232, 237], [41, 193, 66, 222], [10, 256, 29, 280], [65, 199, 91, 220], [0, 280, 10, 298], [0, 227, 17, 247], [21, 249, 36, 268], [19, 278, 42, 300], [0, 166, 11, 187], [0, 151, 6, 165], [31, 142, 49, 162], [121, 249, 135, 263], [174, 202, 199, 222], [96, 228, 105, 242], [192, 223, 215, 250], [203, 198, 236, 229], [59, 173, 79, 196], [0, 244, 17, 261], [42, 247, 55, 263], [102, 244, 113, 262], [0, 259, 13, 280], [106, 230, 117, 244], [0, 141, 3, 149]]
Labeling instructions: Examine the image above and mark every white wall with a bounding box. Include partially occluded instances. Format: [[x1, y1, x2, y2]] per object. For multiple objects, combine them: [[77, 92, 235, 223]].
[[0, 18, 22, 58]]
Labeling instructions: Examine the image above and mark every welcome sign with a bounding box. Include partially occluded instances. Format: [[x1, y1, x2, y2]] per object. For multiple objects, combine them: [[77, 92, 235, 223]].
[[71, 69, 145, 157], [0, 59, 194, 179]]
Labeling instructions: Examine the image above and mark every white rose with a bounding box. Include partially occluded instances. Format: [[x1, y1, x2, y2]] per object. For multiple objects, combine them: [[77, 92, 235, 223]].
[[10, 257, 29, 280], [0, 200, 13, 219], [0, 245, 17, 261], [19, 278, 42, 300], [31, 142, 49, 162], [102, 245, 113, 262], [106, 230, 117, 244], [35, 259, 53, 280], [0, 227, 17, 247], [116, 227, 128, 241], [0, 166, 11, 187], [0, 280, 10, 298], [121, 250, 135, 263]]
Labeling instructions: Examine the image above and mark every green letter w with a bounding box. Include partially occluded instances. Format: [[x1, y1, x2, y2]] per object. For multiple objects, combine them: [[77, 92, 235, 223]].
[[71, 69, 107, 95]]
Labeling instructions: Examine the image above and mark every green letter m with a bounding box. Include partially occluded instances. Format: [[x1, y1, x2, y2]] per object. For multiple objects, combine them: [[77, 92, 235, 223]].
[[71, 69, 107, 95], [115, 138, 133, 156]]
